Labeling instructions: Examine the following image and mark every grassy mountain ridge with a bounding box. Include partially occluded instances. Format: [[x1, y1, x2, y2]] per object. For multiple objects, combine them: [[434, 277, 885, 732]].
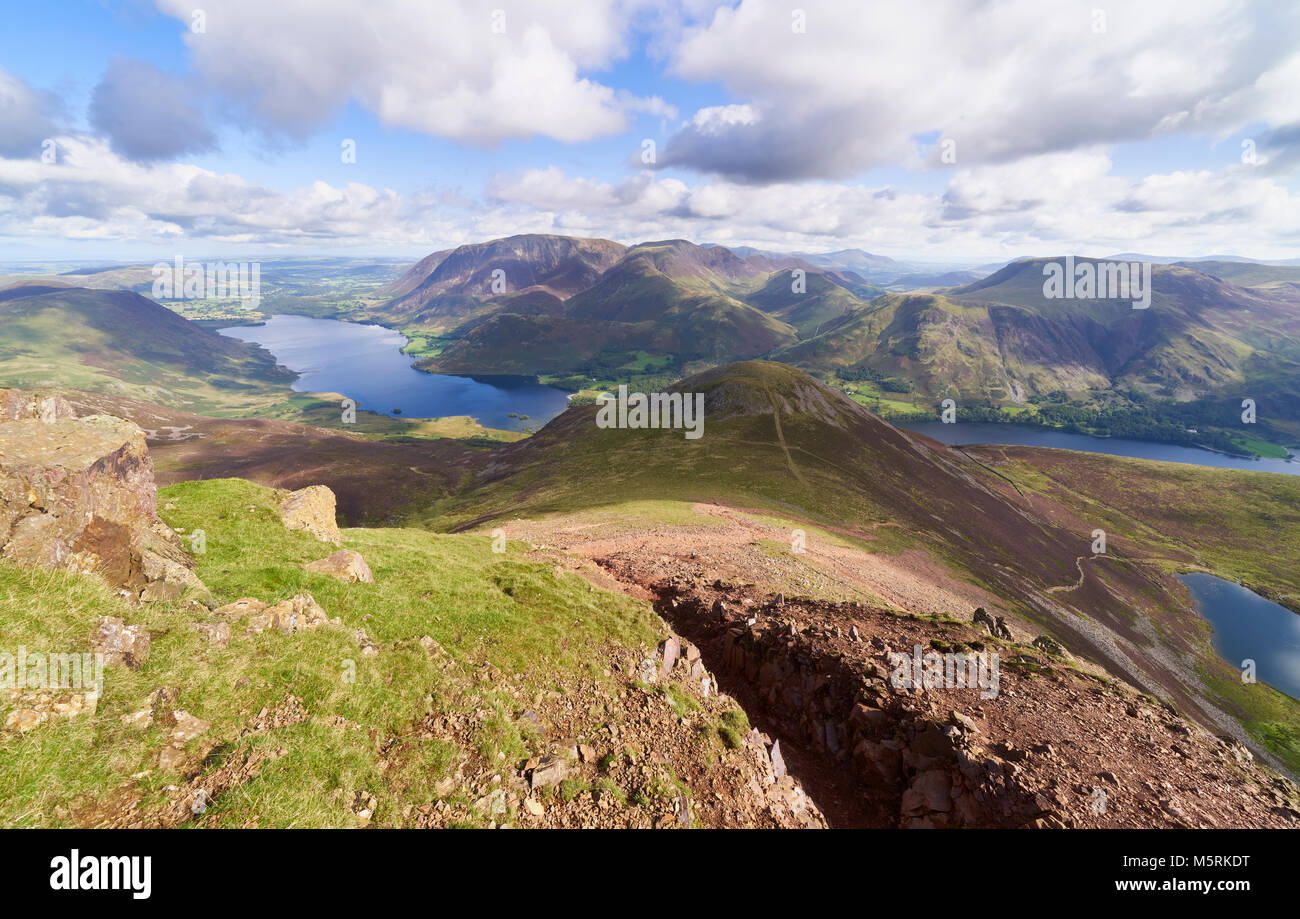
[[419, 242, 800, 376], [0, 285, 296, 415], [369, 239, 1300, 444], [423, 361, 1300, 770]]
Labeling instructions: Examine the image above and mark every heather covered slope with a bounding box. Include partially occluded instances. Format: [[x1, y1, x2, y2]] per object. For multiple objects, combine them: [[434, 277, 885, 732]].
[[381, 234, 628, 315], [421, 244, 800, 375], [962, 442, 1300, 768], [949, 259, 1300, 409], [0, 285, 295, 416], [436, 361, 1300, 772]]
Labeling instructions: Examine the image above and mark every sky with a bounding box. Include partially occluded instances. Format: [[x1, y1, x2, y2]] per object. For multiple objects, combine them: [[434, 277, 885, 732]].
[[1, 0, 1298, 263]]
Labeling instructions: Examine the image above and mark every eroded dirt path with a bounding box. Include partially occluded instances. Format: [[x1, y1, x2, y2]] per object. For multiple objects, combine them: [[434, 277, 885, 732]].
[[504, 501, 1007, 624], [499, 501, 1300, 829]]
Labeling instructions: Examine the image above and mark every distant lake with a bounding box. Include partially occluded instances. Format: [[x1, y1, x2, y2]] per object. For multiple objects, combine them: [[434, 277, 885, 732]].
[[1179, 573, 1300, 701], [902, 422, 1299, 476], [219, 314, 569, 431]]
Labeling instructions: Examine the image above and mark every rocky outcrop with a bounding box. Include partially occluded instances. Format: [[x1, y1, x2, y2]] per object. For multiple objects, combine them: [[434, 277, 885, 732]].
[[305, 549, 374, 583], [0, 388, 204, 601], [245, 593, 331, 635], [973, 607, 1013, 640], [4, 689, 98, 733], [278, 485, 343, 545], [0, 390, 76, 423], [213, 597, 266, 619], [648, 578, 1300, 829]]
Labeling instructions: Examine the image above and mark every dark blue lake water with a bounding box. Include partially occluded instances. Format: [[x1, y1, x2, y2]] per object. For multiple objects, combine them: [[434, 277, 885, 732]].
[[220, 314, 570, 431], [902, 422, 1298, 476], [1178, 573, 1300, 701]]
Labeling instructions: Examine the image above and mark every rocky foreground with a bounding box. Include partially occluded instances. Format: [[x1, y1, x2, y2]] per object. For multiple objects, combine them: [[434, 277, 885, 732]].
[[0, 392, 826, 828], [649, 578, 1298, 828], [1, 387, 1297, 828], [506, 510, 1300, 828]]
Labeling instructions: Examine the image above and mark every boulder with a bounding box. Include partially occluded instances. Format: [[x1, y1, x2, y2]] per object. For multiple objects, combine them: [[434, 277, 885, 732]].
[[901, 769, 953, 815], [246, 593, 329, 635], [972, 607, 1012, 640], [278, 486, 342, 545], [214, 597, 266, 620], [770, 739, 787, 779], [140, 581, 184, 603], [0, 391, 204, 601], [0, 390, 75, 423], [92, 617, 152, 668], [659, 637, 680, 677], [304, 549, 374, 583], [529, 755, 568, 790], [165, 710, 211, 744], [1032, 634, 1069, 657]]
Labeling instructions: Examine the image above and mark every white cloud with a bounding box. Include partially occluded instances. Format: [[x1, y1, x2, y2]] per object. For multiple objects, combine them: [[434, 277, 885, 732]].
[[487, 154, 1300, 259], [2, 131, 1297, 261], [5, 2, 1299, 261], [657, 0, 1300, 180], [3, 138, 1297, 260], [153, 0, 668, 145], [0, 136, 464, 249]]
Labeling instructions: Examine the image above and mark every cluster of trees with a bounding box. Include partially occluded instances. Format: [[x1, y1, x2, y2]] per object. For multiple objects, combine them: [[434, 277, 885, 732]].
[[837, 364, 914, 392]]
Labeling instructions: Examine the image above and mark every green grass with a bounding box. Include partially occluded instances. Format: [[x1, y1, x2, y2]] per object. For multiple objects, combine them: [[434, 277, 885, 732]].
[[0, 477, 661, 827], [715, 707, 750, 749], [1227, 430, 1291, 459], [662, 684, 702, 715]]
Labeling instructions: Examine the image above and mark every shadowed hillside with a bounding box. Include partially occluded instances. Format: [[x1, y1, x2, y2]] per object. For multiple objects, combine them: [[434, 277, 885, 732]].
[[0, 285, 296, 415]]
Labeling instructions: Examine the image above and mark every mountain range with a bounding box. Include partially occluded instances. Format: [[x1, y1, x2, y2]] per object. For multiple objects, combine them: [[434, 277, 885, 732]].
[[367, 235, 1300, 439], [3, 276, 1299, 827]]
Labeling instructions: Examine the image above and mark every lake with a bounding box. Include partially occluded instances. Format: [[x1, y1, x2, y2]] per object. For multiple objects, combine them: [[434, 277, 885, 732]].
[[220, 314, 570, 432], [1178, 573, 1300, 701], [902, 422, 1299, 476]]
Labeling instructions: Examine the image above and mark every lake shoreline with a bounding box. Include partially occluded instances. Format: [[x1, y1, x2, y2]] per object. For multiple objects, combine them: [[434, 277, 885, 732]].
[[218, 314, 569, 431], [900, 420, 1300, 477], [1179, 572, 1300, 703]]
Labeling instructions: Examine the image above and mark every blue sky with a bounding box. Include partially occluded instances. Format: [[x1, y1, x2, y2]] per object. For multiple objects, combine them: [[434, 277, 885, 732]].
[[1, 0, 1297, 262]]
